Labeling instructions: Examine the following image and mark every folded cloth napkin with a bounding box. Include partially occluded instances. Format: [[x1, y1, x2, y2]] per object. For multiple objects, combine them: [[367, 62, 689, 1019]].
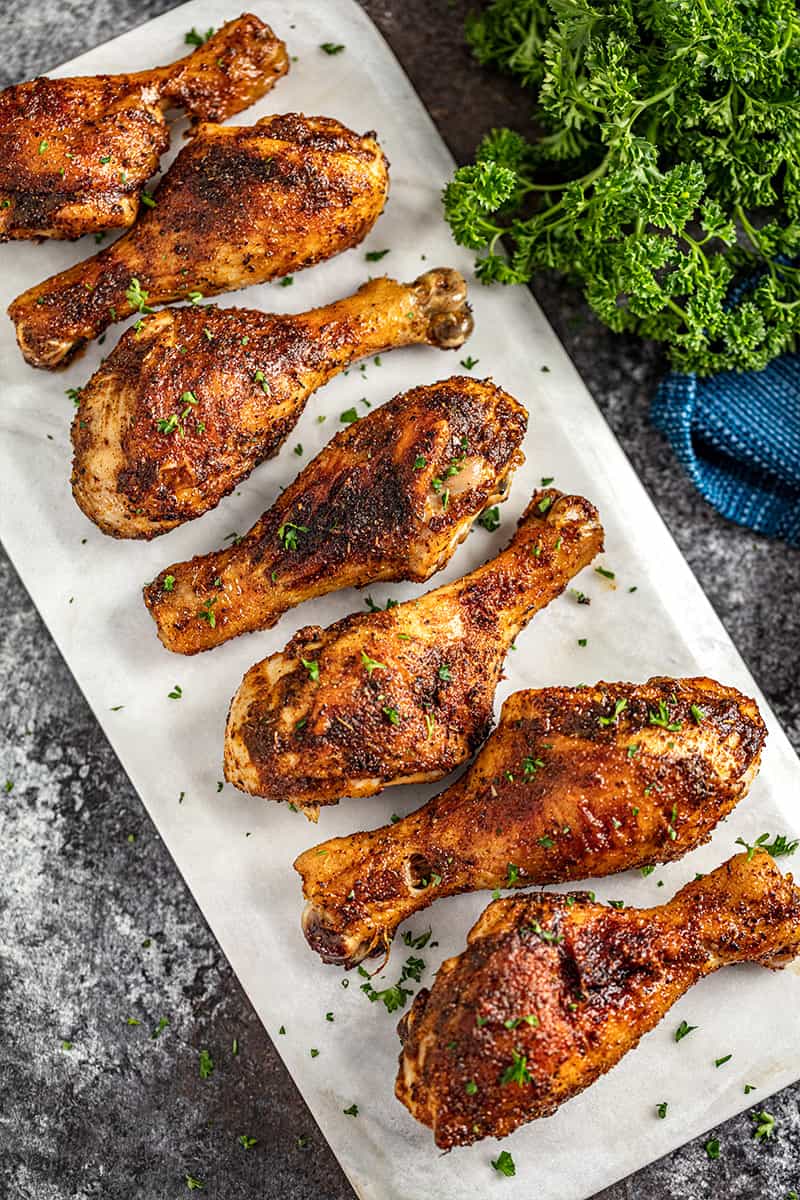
[[652, 352, 800, 546]]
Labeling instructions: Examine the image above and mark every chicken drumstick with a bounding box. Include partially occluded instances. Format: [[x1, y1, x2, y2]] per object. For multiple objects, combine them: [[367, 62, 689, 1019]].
[[144, 376, 525, 650], [10, 113, 389, 368], [397, 850, 800, 1148], [0, 15, 288, 241], [71, 270, 472, 538], [296, 676, 767, 967], [224, 488, 604, 817]]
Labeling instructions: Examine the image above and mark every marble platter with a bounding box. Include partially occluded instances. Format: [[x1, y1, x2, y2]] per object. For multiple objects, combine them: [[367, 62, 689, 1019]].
[[1, 2, 799, 1196]]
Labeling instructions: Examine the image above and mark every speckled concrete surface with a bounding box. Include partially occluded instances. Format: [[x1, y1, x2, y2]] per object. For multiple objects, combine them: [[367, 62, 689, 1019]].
[[1, 3, 798, 1198]]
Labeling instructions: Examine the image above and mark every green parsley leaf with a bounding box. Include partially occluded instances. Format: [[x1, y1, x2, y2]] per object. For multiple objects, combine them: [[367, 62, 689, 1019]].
[[477, 505, 501, 532], [598, 697, 627, 727], [674, 1019, 697, 1042], [491, 1150, 516, 1177], [500, 1049, 532, 1087], [361, 650, 385, 676], [320, 42, 345, 54], [185, 26, 214, 46], [198, 1049, 214, 1079], [365, 249, 390, 261], [751, 1110, 776, 1142]]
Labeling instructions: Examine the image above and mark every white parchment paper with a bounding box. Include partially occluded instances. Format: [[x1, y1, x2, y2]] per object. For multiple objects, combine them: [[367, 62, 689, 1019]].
[[1, 3, 799, 1197]]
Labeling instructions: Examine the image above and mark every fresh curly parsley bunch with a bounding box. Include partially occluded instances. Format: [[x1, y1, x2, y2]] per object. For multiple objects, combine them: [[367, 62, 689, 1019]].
[[444, 0, 800, 373]]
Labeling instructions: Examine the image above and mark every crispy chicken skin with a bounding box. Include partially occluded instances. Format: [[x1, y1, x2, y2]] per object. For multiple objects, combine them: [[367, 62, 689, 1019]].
[[71, 271, 472, 539], [9, 113, 389, 368], [0, 15, 288, 241], [144, 376, 524, 650], [296, 676, 767, 967], [224, 488, 604, 816], [396, 851, 800, 1148]]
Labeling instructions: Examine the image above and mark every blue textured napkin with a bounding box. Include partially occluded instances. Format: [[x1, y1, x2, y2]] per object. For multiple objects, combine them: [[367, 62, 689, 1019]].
[[652, 352, 800, 546]]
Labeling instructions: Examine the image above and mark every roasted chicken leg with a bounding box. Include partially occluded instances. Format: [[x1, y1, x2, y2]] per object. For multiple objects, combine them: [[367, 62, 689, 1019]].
[[0, 15, 288, 241], [296, 676, 767, 967], [396, 850, 800, 1148], [71, 270, 472, 538], [144, 376, 525, 650], [10, 113, 389, 368], [224, 488, 604, 816]]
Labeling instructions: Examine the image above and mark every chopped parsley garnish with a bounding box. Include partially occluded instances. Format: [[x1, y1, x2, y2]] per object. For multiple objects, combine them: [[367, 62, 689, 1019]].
[[361, 650, 385, 676], [163, 574, 176, 592], [537, 494, 553, 513], [198, 1049, 214, 1079], [737, 832, 800, 859], [280, 276, 293, 287], [492, 1150, 516, 1177], [465, 1079, 478, 1095], [343, 1103, 359, 1116], [595, 566, 615, 579], [523, 755, 544, 778], [383, 706, 400, 725], [656, 1101, 668, 1119], [438, 664, 452, 681], [141, 192, 156, 209], [238, 1134, 257, 1149], [38, 139, 49, 155], [674, 1019, 697, 1042], [365, 248, 390, 261], [751, 1110, 776, 1142], [340, 407, 358, 424], [500, 1049, 532, 1087], [715, 1054, 732, 1067], [151, 1016, 169, 1039], [198, 597, 217, 627], [402, 928, 432, 949], [690, 704, 706, 724], [253, 369, 270, 394], [360, 954, 424, 1013], [460, 355, 479, 369], [301, 657, 320, 682], [185, 1176, 205, 1191], [413, 455, 427, 469], [640, 865, 655, 877], [598, 697, 627, 726], [649, 699, 682, 731], [537, 836, 554, 849], [278, 522, 309, 551], [168, 684, 182, 700], [506, 862, 519, 885], [477, 506, 500, 532], [528, 921, 562, 945], [185, 26, 214, 45], [125, 278, 153, 314], [572, 588, 590, 605], [320, 42, 345, 54], [705, 1138, 721, 1160]]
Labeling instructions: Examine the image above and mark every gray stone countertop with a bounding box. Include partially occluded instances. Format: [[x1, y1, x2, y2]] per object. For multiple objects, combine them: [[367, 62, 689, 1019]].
[[1, 2, 798, 1198]]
